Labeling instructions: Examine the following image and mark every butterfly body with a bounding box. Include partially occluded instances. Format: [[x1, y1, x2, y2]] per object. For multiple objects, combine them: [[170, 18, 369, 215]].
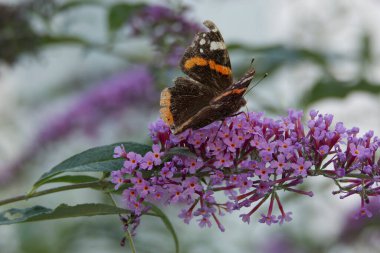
[[160, 20, 255, 134]]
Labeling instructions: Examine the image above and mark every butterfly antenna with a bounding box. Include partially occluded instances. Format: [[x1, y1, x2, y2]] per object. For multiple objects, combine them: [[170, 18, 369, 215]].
[[244, 72, 268, 97], [250, 58, 255, 68]]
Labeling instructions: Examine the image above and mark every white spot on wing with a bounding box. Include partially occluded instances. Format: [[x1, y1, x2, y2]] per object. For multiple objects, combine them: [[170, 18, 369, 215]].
[[199, 39, 206, 45], [200, 48, 204, 53], [202, 33, 206, 37], [210, 41, 226, 51]]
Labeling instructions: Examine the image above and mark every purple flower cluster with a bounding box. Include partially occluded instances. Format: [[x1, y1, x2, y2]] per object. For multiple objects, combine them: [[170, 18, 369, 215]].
[[37, 66, 155, 144], [112, 110, 380, 231], [129, 5, 201, 67], [0, 66, 155, 186]]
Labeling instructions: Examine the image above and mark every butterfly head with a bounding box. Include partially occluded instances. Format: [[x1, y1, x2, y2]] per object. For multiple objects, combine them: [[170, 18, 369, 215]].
[[230, 67, 256, 91]]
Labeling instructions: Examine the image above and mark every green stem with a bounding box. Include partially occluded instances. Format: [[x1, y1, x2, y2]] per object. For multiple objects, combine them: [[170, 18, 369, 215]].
[[0, 181, 108, 207], [107, 193, 118, 206], [126, 229, 137, 253], [310, 168, 372, 180], [106, 192, 138, 253]]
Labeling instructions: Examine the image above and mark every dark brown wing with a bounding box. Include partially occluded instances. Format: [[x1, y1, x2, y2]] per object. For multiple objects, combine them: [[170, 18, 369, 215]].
[[179, 20, 233, 92], [160, 77, 216, 129], [170, 69, 256, 134], [172, 95, 246, 135]]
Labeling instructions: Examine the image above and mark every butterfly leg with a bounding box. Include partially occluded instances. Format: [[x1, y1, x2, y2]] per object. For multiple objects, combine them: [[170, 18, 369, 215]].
[[243, 105, 250, 121], [212, 120, 225, 142], [230, 110, 248, 119]]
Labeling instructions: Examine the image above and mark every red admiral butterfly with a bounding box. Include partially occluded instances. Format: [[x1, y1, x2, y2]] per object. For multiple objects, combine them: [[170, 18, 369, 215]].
[[160, 20, 255, 134]]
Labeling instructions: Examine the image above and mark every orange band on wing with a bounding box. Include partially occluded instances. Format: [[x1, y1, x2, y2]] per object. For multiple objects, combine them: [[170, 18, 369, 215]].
[[160, 88, 171, 107], [184, 58, 231, 76], [208, 60, 231, 75], [160, 107, 174, 126], [212, 88, 246, 101], [184, 57, 208, 69], [160, 88, 174, 126]]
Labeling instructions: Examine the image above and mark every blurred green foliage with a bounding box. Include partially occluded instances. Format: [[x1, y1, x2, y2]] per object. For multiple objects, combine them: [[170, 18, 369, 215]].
[[0, 3, 41, 64], [108, 3, 146, 32], [2, 0, 378, 110], [229, 31, 379, 109]]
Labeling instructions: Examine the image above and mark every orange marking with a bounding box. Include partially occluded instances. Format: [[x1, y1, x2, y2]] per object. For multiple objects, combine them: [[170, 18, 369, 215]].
[[208, 60, 231, 75], [232, 88, 245, 94], [184, 58, 231, 76], [160, 88, 171, 107], [214, 64, 231, 75], [209, 60, 216, 69], [184, 57, 208, 69], [160, 107, 174, 125], [212, 88, 246, 101]]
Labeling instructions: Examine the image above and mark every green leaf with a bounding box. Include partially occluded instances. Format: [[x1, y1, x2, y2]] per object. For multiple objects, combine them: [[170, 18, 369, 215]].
[[228, 43, 330, 74], [360, 33, 372, 63], [108, 3, 146, 31], [39, 175, 99, 185], [302, 78, 380, 107], [0, 203, 130, 225], [33, 142, 151, 189], [163, 147, 197, 161], [57, 0, 105, 12], [148, 204, 179, 253], [39, 35, 89, 46]]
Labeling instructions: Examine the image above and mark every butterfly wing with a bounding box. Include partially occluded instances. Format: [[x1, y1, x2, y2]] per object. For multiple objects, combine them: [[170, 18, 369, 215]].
[[180, 20, 233, 92], [163, 68, 256, 134], [171, 93, 247, 135], [160, 77, 216, 130]]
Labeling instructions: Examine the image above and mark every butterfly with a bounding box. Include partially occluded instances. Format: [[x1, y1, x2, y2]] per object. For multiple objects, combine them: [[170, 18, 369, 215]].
[[160, 20, 255, 134]]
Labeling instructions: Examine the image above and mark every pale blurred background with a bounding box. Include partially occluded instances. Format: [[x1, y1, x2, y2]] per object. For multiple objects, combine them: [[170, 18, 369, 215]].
[[1, 0, 380, 252]]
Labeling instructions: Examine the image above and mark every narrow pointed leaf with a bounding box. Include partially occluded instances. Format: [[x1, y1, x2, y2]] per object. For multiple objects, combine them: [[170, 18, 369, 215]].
[[40, 175, 99, 185], [39, 35, 88, 46], [0, 203, 130, 225], [302, 79, 380, 106], [33, 142, 151, 189]]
